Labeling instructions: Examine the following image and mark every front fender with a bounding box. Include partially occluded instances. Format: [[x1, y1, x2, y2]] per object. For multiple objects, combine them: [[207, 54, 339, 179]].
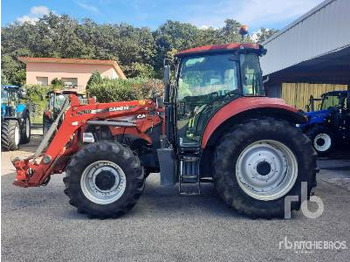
[[16, 104, 27, 114], [201, 97, 306, 149]]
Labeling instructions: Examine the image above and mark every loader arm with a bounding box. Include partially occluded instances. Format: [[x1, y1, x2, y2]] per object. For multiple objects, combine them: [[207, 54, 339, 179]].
[[12, 94, 156, 187]]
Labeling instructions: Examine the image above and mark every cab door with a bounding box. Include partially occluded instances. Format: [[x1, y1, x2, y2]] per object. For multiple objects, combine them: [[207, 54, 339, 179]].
[[176, 53, 240, 148], [345, 92, 350, 138]]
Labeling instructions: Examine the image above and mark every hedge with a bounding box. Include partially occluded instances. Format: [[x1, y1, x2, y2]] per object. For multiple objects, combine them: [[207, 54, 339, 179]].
[[24, 78, 164, 124], [87, 77, 164, 103], [24, 84, 51, 124]]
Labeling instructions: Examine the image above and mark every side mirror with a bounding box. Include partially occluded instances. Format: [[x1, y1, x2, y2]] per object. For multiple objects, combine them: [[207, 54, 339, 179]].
[[163, 63, 171, 103], [163, 64, 170, 86], [305, 104, 310, 112], [18, 87, 27, 99], [156, 97, 164, 108]]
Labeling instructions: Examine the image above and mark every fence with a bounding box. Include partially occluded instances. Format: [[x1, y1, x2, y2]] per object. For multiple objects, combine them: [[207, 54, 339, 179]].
[[281, 83, 348, 110]]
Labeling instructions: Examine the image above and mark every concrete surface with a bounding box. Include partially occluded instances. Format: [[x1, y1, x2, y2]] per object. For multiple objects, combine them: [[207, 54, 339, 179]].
[[1, 127, 350, 262]]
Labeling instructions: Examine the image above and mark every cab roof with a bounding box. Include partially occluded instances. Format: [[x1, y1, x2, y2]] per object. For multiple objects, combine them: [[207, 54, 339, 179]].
[[47, 89, 85, 95], [176, 43, 266, 57], [323, 90, 350, 96]]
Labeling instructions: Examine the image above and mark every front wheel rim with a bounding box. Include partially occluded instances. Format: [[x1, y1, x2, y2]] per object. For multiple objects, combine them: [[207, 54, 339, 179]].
[[236, 140, 298, 201], [314, 133, 331, 152], [81, 160, 127, 205]]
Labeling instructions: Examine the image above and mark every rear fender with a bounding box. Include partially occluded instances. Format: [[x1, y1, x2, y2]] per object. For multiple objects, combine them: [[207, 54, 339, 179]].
[[201, 97, 306, 149]]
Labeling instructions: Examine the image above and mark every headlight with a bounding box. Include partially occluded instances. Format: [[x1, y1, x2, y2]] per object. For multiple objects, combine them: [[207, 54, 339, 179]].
[[82, 132, 95, 143]]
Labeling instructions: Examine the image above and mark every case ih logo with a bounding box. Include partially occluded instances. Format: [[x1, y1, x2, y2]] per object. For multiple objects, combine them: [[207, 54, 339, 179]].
[[109, 106, 131, 112]]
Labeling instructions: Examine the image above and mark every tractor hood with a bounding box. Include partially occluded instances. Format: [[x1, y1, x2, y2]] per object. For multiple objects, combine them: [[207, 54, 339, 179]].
[[305, 109, 330, 125], [1, 104, 6, 117]]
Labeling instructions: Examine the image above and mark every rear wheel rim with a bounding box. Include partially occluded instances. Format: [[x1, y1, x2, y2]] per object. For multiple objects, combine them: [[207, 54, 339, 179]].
[[14, 125, 20, 146], [235, 139, 298, 201], [314, 133, 331, 152], [81, 160, 127, 205]]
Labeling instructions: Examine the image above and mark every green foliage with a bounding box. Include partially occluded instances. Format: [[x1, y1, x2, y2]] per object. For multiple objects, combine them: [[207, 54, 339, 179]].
[[1, 13, 278, 85], [123, 62, 155, 78], [87, 70, 103, 89], [51, 78, 64, 88], [254, 28, 279, 43], [12, 69, 26, 86], [88, 77, 164, 103], [1, 70, 9, 85], [24, 84, 50, 124]]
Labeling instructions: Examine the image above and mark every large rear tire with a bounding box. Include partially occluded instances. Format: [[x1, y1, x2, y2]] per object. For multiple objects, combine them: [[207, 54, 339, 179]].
[[64, 141, 145, 218], [20, 115, 31, 144], [213, 118, 317, 218], [1, 120, 20, 151]]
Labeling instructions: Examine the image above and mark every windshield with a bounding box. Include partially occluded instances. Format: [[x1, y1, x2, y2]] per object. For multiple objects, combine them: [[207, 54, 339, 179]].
[[1, 89, 18, 106], [240, 54, 265, 96], [321, 94, 343, 110], [1, 89, 8, 104], [55, 95, 67, 110], [178, 53, 240, 100]]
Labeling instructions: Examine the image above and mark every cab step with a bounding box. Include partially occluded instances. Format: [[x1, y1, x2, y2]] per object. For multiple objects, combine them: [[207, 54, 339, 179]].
[[179, 155, 200, 195]]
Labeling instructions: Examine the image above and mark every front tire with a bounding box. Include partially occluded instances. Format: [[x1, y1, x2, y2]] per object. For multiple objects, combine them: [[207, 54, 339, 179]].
[[214, 118, 317, 218], [64, 141, 145, 218], [1, 120, 20, 151]]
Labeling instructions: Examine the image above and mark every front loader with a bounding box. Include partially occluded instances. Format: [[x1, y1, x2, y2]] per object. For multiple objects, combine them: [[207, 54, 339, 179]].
[[12, 36, 318, 219]]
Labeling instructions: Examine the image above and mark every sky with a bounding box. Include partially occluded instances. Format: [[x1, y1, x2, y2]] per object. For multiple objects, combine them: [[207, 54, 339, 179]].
[[1, 0, 324, 31]]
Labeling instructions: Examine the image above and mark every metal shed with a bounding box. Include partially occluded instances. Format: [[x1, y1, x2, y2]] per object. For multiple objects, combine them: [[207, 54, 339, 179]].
[[260, 0, 350, 98]]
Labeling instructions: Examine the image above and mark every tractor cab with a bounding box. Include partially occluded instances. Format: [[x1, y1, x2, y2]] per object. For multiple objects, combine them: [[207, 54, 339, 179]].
[[160, 42, 307, 195], [43, 89, 85, 134], [1, 85, 23, 118], [320, 91, 348, 110], [170, 43, 266, 149]]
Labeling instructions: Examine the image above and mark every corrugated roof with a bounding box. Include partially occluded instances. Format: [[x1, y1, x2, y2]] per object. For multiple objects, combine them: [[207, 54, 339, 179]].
[[260, 0, 350, 76], [263, 0, 336, 45]]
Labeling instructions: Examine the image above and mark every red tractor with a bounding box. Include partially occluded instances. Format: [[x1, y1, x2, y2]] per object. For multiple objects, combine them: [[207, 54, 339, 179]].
[[12, 42, 317, 219]]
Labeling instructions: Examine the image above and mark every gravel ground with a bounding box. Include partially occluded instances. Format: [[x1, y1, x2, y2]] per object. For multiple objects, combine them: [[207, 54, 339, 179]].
[[1, 127, 349, 262]]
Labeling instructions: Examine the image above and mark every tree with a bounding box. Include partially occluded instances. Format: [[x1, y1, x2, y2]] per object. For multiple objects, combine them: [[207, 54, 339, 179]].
[[1, 70, 9, 85], [1, 14, 268, 82], [254, 27, 279, 43], [217, 19, 242, 43], [123, 62, 154, 78], [51, 78, 64, 88], [153, 20, 200, 71]]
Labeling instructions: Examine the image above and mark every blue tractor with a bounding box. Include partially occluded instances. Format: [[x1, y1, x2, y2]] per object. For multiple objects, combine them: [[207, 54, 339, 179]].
[[1, 85, 31, 151], [301, 90, 350, 156]]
